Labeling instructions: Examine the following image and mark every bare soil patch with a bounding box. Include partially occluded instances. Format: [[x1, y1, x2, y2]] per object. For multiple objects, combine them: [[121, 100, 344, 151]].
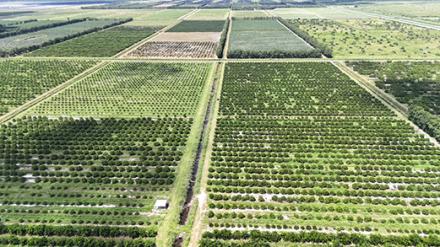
[[127, 41, 217, 58]]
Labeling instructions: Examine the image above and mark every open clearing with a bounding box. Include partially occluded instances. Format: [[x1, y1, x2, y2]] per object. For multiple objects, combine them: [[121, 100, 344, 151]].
[[293, 18, 440, 59]]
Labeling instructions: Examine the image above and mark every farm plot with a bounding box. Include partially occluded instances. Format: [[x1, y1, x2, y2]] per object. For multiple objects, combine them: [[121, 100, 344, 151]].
[[0, 19, 82, 38], [28, 26, 159, 57], [0, 59, 96, 116], [0, 18, 129, 56], [347, 61, 440, 141], [228, 19, 318, 58], [29, 62, 212, 118], [292, 18, 440, 59], [128, 32, 222, 58], [201, 62, 440, 246], [167, 20, 226, 32], [0, 116, 192, 246]]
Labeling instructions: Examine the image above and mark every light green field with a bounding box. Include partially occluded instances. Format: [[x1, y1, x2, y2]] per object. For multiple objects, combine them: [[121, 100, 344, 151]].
[[231, 10, 267, 18], [295, 18, 440, 59], [228, 19, 315, 57], [186, 9, 229, 20], [270, 7, 370, 19], [358, 2, 440, 18], [3, 8, 189, 27]]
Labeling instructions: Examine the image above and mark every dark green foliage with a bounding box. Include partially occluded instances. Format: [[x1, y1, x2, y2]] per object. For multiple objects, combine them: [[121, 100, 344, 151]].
[[228, 49, 321, 58], [216, 18, 229, 58], [167, 20, 225, 32], [202, 230, 440, 246], [409, 105, 440, 141]]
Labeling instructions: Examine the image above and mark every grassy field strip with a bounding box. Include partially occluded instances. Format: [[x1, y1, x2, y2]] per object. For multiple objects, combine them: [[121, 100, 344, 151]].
[[177, 61, 223, 247], [115, 9, 200, 58], [0, 60, 108, 124], [188, 61, 225, 247], [223, 12, 232, 59], [333, 61, 440, 147], [345, 8, 440, 31], [155, 62, 217, 247]]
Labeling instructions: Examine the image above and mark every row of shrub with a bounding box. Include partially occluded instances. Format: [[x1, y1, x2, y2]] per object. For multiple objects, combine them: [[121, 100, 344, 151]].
[[409, 105, 440, 142], [0, 19, 87, 39], [0, 235, 155, 247], [216, 17, 230, 58], [0, 224, 156, 238], [228, 49, 322, 59], [202, 230, 440, 246]]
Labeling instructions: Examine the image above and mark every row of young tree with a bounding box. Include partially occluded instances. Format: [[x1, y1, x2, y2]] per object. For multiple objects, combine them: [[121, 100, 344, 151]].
[[202, 230, 440, 246], [0, 224, 156, 238], [0, 19, 86, 39], [0, 18, 132, 57]]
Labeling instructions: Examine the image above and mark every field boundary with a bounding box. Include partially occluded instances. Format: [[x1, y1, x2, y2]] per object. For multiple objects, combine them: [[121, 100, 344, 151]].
[[0, 60, 109, 124], [155, 61, 216, 247], [222, 11, 232, 59], [188, 61, 225, 247]]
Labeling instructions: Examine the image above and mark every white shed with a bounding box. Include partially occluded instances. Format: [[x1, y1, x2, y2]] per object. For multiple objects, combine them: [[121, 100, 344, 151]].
[[154, 199, 169, 210]]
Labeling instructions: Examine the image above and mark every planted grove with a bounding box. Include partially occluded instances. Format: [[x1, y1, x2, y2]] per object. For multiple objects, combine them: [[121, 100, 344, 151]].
[[28, 26, 159, 57], [0, 59, 96, 116], [30, 62, 212, 118], [0, 116, 191, 245], [202, 62, 440, 246]]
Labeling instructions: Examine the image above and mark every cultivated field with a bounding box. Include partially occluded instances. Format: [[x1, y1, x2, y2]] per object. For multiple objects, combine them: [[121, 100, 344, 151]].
[[167, 20, 225, 32], [186, 9, 229, 20], [1, 3, 440, 247], [29, 62, 212, 118], [228, 19, 317, 58], [0, 18, 128, 56], [232, 10, 267, 18], [201, 62, 440, 246], [127, 20, 226, 58], [293, 18, 440, 59], [0, 59, 96, 116], [128, 42, 218, 59], [0, 116, 190, 246], [28, 26, 159, 57]]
